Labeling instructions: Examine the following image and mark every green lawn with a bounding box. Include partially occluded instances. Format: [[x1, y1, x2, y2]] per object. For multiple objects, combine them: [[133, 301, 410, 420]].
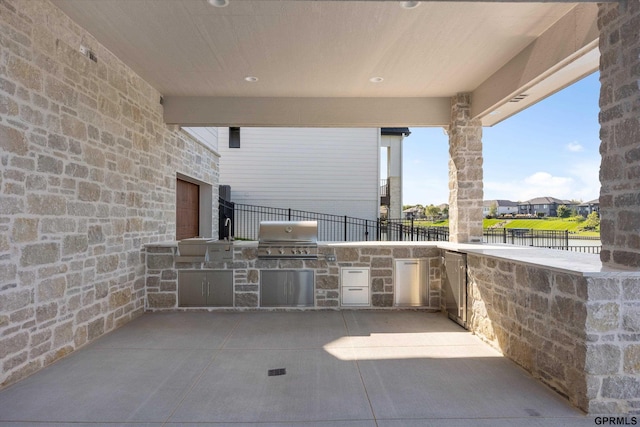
[[412, 218, 599, 237]]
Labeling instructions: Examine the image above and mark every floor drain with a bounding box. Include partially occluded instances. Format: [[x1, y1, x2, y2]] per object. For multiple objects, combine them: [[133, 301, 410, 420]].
[[268, 368, 286, 377]]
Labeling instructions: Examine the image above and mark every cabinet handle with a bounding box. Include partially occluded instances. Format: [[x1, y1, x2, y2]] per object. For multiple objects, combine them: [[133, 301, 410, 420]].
[[347, 288, 363, 291], [347, 271, 363, 274], [404, 262, 418, 265], [201, 281, 205, 296]]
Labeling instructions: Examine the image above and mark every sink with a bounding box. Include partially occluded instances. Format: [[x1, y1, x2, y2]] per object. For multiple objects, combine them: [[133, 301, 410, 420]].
[[177, 238, 233, 259], [206, 240, 233, 261], [178, 238, 214, 257]]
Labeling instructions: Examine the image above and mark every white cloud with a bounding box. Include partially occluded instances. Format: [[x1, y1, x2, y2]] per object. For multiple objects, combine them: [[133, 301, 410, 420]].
[[566, 142, 584, 152], [485, 167, 599, 202]]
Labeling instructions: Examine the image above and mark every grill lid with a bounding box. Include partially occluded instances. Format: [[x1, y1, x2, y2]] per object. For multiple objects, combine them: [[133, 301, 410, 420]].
[[258, 221, 318, 244]]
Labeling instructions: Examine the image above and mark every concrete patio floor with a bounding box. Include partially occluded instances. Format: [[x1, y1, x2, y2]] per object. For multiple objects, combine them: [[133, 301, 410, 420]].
[[0, 311, 595, 426]]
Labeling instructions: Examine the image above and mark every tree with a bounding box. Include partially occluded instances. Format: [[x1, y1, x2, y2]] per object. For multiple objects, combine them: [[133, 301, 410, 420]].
[[425, 204, 441, 218], [488, 202, 498, 218], [557, 204, 571, 218], [581, 211, 600, 231]]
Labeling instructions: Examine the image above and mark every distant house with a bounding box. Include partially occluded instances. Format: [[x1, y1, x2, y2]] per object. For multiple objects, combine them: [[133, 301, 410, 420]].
[[576, 198, 600, 217], [403, 206, 424, 220], [483, 200, 519, 217], [517, 197, 576, 217]]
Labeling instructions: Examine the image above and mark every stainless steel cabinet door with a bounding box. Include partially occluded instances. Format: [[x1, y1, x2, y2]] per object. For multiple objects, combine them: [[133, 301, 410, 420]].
[[260, 270, 314, 307], [206, 271, 233, 307], [178, 271, 207, 307], [394, 259, 428, 307], [288, 270, 314, 307], [260, 271, 289, 307]]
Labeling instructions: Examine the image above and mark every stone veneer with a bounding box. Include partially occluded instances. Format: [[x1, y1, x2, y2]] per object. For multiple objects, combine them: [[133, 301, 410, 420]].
[[145, 244, 442, 310], [448, 93, 483, 243], [0, 0, 219, 387], [597, 2, 640, 268], [467, 253, 640, 414]]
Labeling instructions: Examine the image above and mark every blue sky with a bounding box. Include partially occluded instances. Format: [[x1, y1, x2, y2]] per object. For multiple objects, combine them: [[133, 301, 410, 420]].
[[400, 72, 601, 206]]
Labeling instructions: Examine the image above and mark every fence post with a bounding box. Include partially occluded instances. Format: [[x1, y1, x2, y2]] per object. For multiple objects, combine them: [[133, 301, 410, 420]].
[[344, 215, 347, 241], [411, 219, 414, 241], [503, 228, 506, 244], [288, 208, 291, 221], [565, 229, 569, 251], [530, 229, 534, 247]]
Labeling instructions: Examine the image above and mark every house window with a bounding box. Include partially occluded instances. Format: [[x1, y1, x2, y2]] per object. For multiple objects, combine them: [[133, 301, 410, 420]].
[[229, 127, 240, 148]]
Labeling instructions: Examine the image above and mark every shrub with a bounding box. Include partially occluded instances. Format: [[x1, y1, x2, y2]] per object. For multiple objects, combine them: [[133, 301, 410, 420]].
[[580, 211, 600, 231]]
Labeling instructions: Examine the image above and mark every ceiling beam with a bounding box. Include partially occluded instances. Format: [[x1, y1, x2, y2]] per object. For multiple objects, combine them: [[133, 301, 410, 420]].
[[471, 3, 600, 123], [163, 97, 451, 127]]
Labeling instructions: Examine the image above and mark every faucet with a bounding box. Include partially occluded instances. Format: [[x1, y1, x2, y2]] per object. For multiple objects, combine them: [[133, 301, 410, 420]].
[[224, 218, 233, 241]]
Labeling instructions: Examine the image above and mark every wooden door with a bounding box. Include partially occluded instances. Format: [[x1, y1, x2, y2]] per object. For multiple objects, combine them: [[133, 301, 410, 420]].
[[176, 178, 199, 240]]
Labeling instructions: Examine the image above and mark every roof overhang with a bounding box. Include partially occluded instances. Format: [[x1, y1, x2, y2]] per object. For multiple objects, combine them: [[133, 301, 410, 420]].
[[51, 0, 601, 128]]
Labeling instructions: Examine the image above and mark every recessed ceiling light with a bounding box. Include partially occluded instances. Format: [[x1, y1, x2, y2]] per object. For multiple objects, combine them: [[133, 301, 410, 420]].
[[401, 1, 421, 9], [208, 0, 229, 7], [369, 77, 384, 83], [244, 76, 258, 82]]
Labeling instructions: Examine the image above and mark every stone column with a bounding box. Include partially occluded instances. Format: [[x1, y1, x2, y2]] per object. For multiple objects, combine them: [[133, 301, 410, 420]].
[[598, 1, 640, 268], [448, 93, 483, 243]]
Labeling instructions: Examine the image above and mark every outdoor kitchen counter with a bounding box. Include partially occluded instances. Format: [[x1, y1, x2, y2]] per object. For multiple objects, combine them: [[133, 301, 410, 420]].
[[144, 240, 443, 310], [144, 240, 637, 313]]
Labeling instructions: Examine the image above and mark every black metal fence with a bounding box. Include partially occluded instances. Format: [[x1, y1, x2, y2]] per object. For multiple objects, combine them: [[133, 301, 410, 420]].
[[483, 228, 601, 253], [219, 200, 601, 253], [220, 200, 449, 242]]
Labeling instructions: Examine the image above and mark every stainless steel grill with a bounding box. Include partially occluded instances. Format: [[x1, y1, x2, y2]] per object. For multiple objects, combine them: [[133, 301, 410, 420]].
[[258, 221, 318, 259]]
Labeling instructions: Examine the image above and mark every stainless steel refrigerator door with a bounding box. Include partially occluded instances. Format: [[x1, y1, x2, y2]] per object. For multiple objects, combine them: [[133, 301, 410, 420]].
[[394, 259, 428, 306], [444, 251, 467, 327]]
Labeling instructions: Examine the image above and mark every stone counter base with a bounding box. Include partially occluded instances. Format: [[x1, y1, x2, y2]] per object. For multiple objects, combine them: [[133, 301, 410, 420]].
[[145, 245, 442, 310]]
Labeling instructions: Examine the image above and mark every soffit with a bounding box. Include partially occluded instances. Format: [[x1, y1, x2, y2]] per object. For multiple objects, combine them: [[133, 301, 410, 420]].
[[51, 0, 578, 99]]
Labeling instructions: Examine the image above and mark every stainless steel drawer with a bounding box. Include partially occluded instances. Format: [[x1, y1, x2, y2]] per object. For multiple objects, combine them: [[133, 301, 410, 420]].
[[341, 286, 369, 306]]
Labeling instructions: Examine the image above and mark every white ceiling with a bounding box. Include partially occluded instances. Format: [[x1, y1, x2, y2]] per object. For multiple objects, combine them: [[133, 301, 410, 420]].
[[51, 0, 600, 127]]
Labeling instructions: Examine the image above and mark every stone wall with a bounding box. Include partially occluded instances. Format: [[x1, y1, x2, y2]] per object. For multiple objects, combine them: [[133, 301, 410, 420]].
[[145, 244, 441, 310], [448, 93, 483, 243], [583, 275, 640, 414], [597, 2, 640, 268], [0, 0, 219, 388], [467, 253, 640, 414]]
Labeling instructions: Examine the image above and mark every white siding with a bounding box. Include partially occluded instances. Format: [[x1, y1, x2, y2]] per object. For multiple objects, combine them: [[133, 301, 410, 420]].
[[183, 127, 219, 153], [217, 127, 379, 220]]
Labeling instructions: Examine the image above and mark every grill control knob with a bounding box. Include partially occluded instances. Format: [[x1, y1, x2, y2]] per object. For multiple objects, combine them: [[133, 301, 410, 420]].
[[303, 249, 309, 254], [279, 248, 285, 254], [292, 249, 297, 254], [265, 249, 271, 255]]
